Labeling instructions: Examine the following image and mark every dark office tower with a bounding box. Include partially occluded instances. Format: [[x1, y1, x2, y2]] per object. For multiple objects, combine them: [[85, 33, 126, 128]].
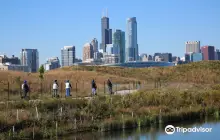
[[201, 46, 215, 60], [185, 53, 191, 63], [215, 49, 220, 60], [101, 9, 112, 52]]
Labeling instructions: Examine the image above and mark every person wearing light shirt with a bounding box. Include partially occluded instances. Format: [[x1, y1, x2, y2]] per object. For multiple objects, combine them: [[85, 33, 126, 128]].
[[52, 80, 59, 97], [65, 80, 72, 97]]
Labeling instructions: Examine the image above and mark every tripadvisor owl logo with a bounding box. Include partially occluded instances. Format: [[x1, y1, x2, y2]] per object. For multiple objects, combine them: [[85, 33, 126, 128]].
[[165, 125, 175, 135]]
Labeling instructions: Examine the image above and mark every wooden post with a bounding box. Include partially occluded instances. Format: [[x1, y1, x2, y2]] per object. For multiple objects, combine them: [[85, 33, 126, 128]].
[[33, 122, 35, 139], [56, 121, 58, 138], [35, 107, 39, 120], [116, 84, 118, 94], [129, 83, 130, 94], [60, 82, 63, 98], [8, 82, 10, 101], [74, 118, 77, 129], [104, 82, 106, 94], [29, 83, 31, 98], [76, 82, 77, 97], [50, 83, 52, 97], [20, 82, 22, 98], [12, 126, 15, 137], [41, 82, 43, 96], [16, 109, 19, 122]]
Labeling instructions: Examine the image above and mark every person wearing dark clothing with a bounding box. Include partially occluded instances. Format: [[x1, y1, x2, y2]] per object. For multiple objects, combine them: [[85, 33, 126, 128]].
[[91, 79, 97, 96], [22, 80, 29, 98], [107, 79, 113, 94], [52, 80, 59, 97]]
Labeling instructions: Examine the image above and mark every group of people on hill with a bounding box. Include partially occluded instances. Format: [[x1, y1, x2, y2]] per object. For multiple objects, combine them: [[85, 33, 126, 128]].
[[21, 79, 113, 98]]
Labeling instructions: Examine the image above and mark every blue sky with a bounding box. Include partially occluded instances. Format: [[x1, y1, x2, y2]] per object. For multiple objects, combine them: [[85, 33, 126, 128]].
[[0, 0, 220, 65]]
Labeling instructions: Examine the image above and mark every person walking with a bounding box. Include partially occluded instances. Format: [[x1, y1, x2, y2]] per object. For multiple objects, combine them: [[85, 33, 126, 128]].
[[65, 80, 72, 97], [107, 79, 113, 94], [91, 79, 97, 96], [22, 80, 29, 99], [52, 80, 59, 98]]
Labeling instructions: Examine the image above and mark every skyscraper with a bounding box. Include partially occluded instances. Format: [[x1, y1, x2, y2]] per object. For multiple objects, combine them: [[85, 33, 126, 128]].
[[61, 46, 75, 67], [91, 38, 98, 53], [112, 29, 125, 63], [126, 17, 138, 62], [185, 41, 200, 53], [83, 43, 94, 61], [21, 49, 39, 72], [201, 46, 215, 60], [215, 49, 220, 60], [101, 10, 112, 52]]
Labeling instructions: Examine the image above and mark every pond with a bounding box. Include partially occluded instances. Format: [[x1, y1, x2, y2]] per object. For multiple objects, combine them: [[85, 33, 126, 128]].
[[62, 119, 220, 140]]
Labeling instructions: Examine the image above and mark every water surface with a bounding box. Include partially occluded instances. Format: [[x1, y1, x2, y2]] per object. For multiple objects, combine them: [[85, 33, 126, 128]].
[[62, 119, 220, 140]]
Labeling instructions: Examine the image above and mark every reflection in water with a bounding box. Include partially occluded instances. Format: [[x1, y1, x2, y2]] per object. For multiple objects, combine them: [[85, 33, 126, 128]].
[[62, 119, 220, 140]]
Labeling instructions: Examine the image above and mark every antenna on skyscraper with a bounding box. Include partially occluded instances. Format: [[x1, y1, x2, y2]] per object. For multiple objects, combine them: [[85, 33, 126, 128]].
[[106, 8, 108, 17], [102, 9, 104, 18]]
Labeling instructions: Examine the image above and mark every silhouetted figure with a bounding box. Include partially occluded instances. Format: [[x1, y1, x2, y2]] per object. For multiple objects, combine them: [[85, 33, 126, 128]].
[[107, 79, 113, 94], [91, 79, 97, 96], [22, 80, 29, 98]]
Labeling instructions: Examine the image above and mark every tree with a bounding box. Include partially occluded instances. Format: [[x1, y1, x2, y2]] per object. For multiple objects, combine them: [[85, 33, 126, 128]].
[[38, 65, 45, 80]]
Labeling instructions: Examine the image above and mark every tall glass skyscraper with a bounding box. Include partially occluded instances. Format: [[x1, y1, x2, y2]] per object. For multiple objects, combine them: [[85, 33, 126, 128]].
[[20, 49, 39, 72], [112, 29, 125, 63], [101, 11, 112, 52], [61, 46, 75, 67], [126, 17, 138, 62]]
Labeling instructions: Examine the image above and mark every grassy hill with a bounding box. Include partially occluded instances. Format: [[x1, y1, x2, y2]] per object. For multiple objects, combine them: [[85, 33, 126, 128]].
[[0, 61, 220, 100]]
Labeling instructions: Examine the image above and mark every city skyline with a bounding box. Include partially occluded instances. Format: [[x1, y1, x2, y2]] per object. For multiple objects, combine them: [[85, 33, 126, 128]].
[[0, 0, 220, 65]]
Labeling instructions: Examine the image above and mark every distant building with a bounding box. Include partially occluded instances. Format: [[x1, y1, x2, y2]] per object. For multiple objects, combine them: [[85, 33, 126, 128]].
[[102, 61, 174, 68], [44, 57, 60, 71], [155, 56, 164, 62], [20, 49, 39, 72], [91, 38, 98, 53], [103, 44, 120, 64], [102, 54, 120, 64], [185, 41, 200, 53], [140, 54, 148, 61], [101, 10, 112, 52], [0, 55, 20, 64], [106, 44, 120, 55], [112, 29, 125, 63], [215, 49, 220, 60], [201, 46, 215, 60], [0, 63, 29, 72], [126, 17, 138, 62], [61, 46, 75, 67], [75, 58, 82, 63], [172, 56, 176, 62], [191, 53, 203, 62], [147, 55, 153, 61], [94, 52, 103, 60], [185, 53, 191, 62], [154, 53, 172, 62], [83, 43, 94, 62]]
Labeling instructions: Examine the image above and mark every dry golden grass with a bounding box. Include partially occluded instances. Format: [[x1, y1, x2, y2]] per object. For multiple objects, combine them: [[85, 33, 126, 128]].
[[1, 61, 220, 99]]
